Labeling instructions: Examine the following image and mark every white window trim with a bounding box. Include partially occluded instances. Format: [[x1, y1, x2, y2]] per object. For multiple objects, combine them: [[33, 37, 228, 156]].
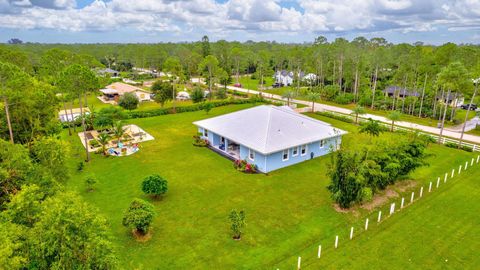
[[248, 148, 255, 161], [301, 144, 307, 156], [292, 146, 299, 157], [320, 140, 325, 148], [282, 149, 289, 161]]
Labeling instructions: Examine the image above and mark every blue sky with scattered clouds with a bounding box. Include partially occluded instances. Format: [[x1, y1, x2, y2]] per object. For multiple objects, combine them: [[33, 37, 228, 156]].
[[0, 0, 479, 44]]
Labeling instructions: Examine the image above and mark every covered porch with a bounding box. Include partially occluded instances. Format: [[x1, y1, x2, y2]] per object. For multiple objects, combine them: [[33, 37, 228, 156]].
[[211, 133, 240, 160]]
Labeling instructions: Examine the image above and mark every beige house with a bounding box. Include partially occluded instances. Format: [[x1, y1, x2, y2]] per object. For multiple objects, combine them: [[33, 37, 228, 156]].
[[99, 82, 151, 103]]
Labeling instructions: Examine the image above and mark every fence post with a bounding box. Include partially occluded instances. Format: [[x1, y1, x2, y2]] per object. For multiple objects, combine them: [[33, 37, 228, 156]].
[[420, 187, 424, 197], [459, 165, 462, 174], [317, 245, 322, 259], [297, 257, 301, 270], [429, 181, 432, 192], [350, 227, 354, 240], [436, 177, 440, 188], [377, 211, 382, 223], [410, 192, 415, 203], [389, 203, 395, 215], [401, 197, 405, 208], [444, 173, 448, 183], [465, 161, 468, 170], [471, 158, 474, 166], [335, 235, 339, 249], [365, 218, 369, 230], [477, 155, 479, 164], [451, 169, 455, 178]]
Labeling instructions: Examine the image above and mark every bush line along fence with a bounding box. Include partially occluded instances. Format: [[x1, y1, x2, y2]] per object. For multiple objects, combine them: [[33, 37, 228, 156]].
[[278, 155, 480, 270], [125, 98, 275, 119], [314, 111, 480, 152]]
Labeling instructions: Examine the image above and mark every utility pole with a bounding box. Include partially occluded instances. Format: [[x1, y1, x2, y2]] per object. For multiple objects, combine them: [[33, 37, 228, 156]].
[[3, 96, 14, 143]]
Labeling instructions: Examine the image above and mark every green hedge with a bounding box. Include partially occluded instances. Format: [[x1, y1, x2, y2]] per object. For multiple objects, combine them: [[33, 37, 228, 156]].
[[125, 98, 265, 119], [315, 111, 354, 123]]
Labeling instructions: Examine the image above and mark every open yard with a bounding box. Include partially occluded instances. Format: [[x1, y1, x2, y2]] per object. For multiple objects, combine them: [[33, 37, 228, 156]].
[[63, 104, 479, 269]]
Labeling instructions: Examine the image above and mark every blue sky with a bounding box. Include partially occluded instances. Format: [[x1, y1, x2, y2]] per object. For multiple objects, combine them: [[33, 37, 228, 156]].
[[1, 0, 480, 44]]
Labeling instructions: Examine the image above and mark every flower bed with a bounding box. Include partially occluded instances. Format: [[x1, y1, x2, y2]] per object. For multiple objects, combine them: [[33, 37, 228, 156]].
[[233, 159, 257, 173]]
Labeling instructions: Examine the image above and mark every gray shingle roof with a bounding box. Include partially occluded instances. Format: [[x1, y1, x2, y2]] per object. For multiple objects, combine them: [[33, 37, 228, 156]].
[[193, 105, 346, 154]]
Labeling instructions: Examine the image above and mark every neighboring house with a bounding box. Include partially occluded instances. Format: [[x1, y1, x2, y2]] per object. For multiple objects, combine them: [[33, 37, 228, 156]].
[[383, 86, 420, 98], [58, 107, 90, 123], [274, 70, 313, 86], [193, 105, 347, 173], [97, 68, 120, 78], [100, 82, 151, 103], [437, 92, 463, 106]]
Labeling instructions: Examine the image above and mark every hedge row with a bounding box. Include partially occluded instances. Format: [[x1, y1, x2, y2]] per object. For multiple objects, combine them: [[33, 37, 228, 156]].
[[125, 98, 265, 119], [315, 111, 354, 123]]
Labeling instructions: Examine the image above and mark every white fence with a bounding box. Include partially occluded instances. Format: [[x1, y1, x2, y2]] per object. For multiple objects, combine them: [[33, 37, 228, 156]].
[[316, 110, 480, 152], [286, 155, 480, 270]]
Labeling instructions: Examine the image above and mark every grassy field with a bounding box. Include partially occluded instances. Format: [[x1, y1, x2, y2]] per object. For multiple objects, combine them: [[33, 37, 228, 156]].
[[63, 104, 478, 269], [234, 76, 274, 90]]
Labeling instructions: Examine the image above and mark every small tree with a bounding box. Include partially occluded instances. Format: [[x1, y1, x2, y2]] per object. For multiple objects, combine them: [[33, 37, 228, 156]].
[[151, 80, 174, 107], [141, 174, 168, 199], [229, 209, 246, 240], [113, 121, 125, 147], [191, 87, 204, 103], [118, 92, 139, 111], [387, 111, 401, 131], [122, 199, 155, 236], [306, 91, 321, 112], [282, 91, 296, 106], [351, 105, 366, 124], [359, 118, 383, 139], [203, 102, 213, 114], [85, 175, 97, 192], [97, 132, 110, 155]]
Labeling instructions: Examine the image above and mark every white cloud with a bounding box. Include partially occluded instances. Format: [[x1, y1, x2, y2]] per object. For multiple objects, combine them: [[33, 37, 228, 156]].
[[0, 0, 479, 41]]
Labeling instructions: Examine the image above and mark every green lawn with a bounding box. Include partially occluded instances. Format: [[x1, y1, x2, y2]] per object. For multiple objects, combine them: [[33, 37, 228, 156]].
[[63, 104, 478, 269], [234, 76, 274, 90]]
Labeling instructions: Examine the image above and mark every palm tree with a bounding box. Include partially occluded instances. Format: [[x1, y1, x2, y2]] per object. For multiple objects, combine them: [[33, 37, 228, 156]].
[[359, 118, 383, 140], [282, 91, 296, 107], [351, 105, 366, 124], [387, 111, 401, 132], [306, 91, 321, 112], [113, 121, 125, 147], [97, 132, 110, 155]]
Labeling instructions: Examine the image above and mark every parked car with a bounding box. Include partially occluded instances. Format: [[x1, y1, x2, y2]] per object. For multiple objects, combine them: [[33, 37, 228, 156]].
[[272, 82, 283, 88], [233, 83, 242, 88], [460, 104, 477, 110]]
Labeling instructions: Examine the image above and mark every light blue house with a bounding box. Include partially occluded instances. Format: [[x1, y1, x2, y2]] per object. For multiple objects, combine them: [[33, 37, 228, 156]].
[[193, 105, 346, 173]]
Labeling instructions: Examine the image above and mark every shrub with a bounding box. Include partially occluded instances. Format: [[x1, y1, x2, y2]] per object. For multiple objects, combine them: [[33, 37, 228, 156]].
[[203, 102, 213, 114], [141, 174, 168, 198], [229, 209, 246, 240], [316, 111, 353, 123], [122, 199, 155, 235], [193, 133, 209, 147], [334, 93, 354, 104], [77, 161, 84, 172], [118, 92, 139, 110], [233, 159, 257, 173], [216, 88, 227, 99], [191, 87, 204, 103], [85, 175, 97, 192]]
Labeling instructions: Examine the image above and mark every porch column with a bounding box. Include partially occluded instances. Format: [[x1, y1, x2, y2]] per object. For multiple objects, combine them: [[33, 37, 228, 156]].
[[224, 138, 229, 152]]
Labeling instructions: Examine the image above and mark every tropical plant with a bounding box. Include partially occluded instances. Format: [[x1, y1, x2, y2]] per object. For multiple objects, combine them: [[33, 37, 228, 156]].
[[113, 121, 125, 147], [229, 209, 246, 240], [97, 132, 110, 155], [282, 91, 296, 106], [359, 118, 383, 138], [351, 105, 366, 124], [387, 111, 401, 131], [306, 91, 321, 112], [85, 175, 97, 192]]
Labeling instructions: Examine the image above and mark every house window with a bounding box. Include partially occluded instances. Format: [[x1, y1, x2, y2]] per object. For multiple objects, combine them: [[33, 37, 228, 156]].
[[249, 148, 255, 161], [282, 149, 289, 161], [301, 144, 307, 156], [320, 140, 325, 148], [292, 146, 299, 156], [203, 129, 208, 137], [220, 137, 225, 144]]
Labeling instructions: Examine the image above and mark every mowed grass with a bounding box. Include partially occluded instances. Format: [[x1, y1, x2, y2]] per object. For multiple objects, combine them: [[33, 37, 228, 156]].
[[63, 104, 479, 269]]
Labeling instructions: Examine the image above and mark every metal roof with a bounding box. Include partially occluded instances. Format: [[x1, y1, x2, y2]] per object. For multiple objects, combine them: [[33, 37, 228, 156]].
[[193, 105, 347, 155]]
